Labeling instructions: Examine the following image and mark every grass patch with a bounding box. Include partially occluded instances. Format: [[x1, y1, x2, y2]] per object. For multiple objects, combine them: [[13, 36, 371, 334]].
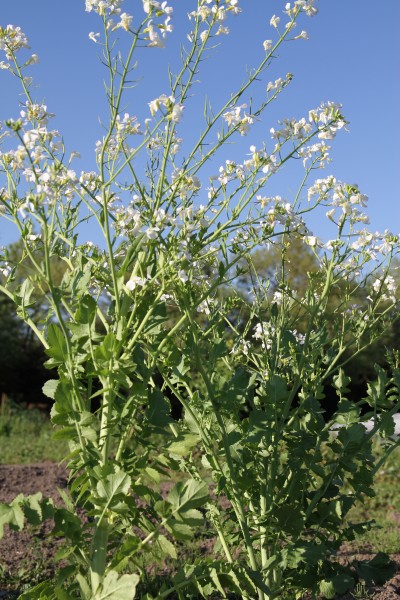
[[0, 403, 67, 464], [346, 440, 400, 554]]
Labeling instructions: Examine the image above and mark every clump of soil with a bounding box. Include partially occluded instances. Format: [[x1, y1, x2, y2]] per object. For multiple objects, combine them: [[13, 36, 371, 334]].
[[1, 463, 400, 599]]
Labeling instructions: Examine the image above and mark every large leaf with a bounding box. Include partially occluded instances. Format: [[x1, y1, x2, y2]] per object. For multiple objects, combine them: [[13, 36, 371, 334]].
[[18, 580, 57, 599], [365, 365, 392, 409], [355, 552, 396, 585], [94, 570, 139, 600], [0, 493, 55, 537], [96, 468, 131, 511], [45, 323, 68, 366], [0, 502, 24, 536], [167, 479, 209, 513], [146, 388, 173, 426], [167, 434, 200, 457]]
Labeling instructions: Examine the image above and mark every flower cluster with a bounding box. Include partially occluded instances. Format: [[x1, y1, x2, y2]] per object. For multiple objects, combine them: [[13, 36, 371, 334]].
[[143, 1, 173, 48], [85, 0, 124, 16], [266, 73, 292, 94], [95, 113, 142, 161], [0, 25, 29, 59], [214, 160, 245, 186], [79, 171, 102, 194], [321, 181, 370, 226], [188, 0, 241, 38], [349, 229, 399, 262], [298, 141, 330, 169], [115, 113, 142, 136], [149, 95, 184, 123], [23, 164, 77, 204], [0, 123, 62, 173], [20, 102, 54, 126], [252, 321, 306, 352], [256, 196, 310, 237], [270, 116, 312, 142], [246, 145, 279, 175], [309, 101, 346, 140], [0, 261, 11, 278], [372, 275, 397, 303], [112, 200, 142, 237], [222, 104, 255, 135], [171, 169, 201, 199], [284, 1, 318, 18], [308, 175, 337, 201]]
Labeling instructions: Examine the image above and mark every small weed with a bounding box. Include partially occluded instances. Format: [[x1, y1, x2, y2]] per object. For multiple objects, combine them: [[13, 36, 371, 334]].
[[353, 581, 371, 599]]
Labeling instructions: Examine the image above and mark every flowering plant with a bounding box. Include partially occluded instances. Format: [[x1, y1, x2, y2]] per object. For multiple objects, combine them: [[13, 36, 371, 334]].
[[1, 2, 400, 598]]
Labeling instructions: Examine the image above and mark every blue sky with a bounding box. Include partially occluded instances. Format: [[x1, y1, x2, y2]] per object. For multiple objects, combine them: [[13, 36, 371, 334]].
[[0, 1, 399, 247]]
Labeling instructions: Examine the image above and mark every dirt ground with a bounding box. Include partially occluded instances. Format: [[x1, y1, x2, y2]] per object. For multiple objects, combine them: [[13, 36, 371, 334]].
[[1, 463, 400, 599]]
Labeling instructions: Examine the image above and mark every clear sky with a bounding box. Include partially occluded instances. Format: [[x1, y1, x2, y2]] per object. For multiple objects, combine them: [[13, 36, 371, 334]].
[[1, 1, 399, 248]]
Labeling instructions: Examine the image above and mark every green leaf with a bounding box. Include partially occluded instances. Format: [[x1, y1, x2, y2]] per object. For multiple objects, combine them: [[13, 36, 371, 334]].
[[338, 423, 366, 449], [331, 573, 354, 595], [210, 567, 227, 597], [318, 573, 355, 598], [45, 323, 68, 366], [23, 492, 43, 525], [176, 508, 204, 527], [167, 479, 209, 513], [157, 534, 177, 559], [95, 332, 116, 364], [319, 579, 336, 599], [71, 263, 92, 298], [168, 521, 193, 541], [355, 552, 396, 585], [332, 399, 360, 426], [333, 369, 351, 396], [96, 468, 131, 510], [0, 502, 24, 536], [94, 570, 139, 600], [365, 365, 392, 409], [18, 580, 56, 599], [50, 380, 76, 424], [167, 433, 200, 456], [43, 379, 59, 400], [146, 388, 172, 426]]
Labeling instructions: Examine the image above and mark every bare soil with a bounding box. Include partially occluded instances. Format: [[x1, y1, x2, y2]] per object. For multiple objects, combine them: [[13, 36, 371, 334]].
[[1, 463, 400, 599]]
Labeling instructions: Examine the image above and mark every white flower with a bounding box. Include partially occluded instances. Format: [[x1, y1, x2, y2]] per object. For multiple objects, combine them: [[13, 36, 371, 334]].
[[0, 25, 29, 59], [113, 13, 132, 31], [23, 129, 40, 149], [146, 20, 166, 48], [294, 30, 309, 40], [304, 235, 317, 247], [0, 264, 11, 278], [26, 53, 39, 65], [89, 32, 101, 43], [170, 103, 184, 123], [263, 40, 272, 52], [18, 200, 35, 219], [145, 226, 160, 239], [126, 276, 147, 291], [85, 0, 124, 16], [270, 15, 280, 28], [178, 270, 188, 283]]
